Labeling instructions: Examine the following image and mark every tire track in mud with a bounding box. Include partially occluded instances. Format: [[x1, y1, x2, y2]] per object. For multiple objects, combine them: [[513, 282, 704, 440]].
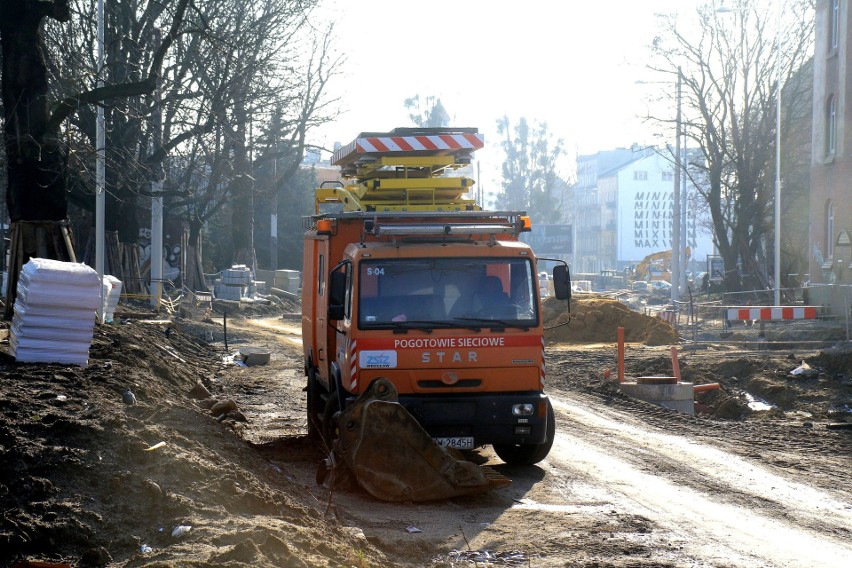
[[547, 393, 852, 568], [232, 317, 303, 347], [229, 320, 851, 566]]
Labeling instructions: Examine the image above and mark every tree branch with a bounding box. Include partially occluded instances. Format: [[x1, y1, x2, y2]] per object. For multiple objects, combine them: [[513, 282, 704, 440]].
[[46, 0, 191, 132]]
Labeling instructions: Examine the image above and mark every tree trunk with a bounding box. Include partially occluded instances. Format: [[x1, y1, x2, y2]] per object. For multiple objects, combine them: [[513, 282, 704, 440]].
[[3, 221, 76, 318], [1, 0, 72, 223], [1, 1, 74, 317], [229, 106, 255, 271]]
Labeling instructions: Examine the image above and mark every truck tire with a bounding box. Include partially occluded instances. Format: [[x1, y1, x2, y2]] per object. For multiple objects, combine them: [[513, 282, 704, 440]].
[[321, 390, 341, 448], [306, 368, 322, 441], [493, 399, 555, 466]]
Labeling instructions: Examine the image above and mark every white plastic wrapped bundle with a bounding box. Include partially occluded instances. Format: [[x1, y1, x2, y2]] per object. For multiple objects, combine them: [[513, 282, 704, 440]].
[[17, 258, 102, 287], [10, 258, 100, 367], [9, 337, 96, 365], [11, 319, 95, 342], [14, 302, 98, 321], [103, 275, 122, 323], [17, 280, 101, 309], [11, 310, 97, 330]]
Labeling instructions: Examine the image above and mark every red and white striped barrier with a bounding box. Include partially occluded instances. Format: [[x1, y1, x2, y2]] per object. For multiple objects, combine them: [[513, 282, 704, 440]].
[[725, 306, 818, 321], [334, 132, 484, 164]]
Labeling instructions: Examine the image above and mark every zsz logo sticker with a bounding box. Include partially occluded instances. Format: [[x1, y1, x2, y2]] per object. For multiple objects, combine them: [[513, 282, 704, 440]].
[[359, 350, 398, 369]]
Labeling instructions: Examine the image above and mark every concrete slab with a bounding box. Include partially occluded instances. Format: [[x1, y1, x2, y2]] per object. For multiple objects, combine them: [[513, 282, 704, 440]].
[[636, 376, 678, 385], [238, 346, 271, 366], [620, 382, 695, 415]]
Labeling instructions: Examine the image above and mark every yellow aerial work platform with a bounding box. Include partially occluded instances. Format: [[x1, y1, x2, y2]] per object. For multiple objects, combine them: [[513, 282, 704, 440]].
[[317, 127, 484, 213]]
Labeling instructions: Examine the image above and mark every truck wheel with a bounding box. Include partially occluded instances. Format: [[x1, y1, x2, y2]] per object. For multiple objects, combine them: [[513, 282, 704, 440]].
[[306, 368, 322, 441], [321, 390, 341, 448], [493, 399, 555, 466]]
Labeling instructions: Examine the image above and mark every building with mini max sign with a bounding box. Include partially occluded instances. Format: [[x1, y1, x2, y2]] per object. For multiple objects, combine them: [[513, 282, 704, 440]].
[[570, 147, 713, 276]]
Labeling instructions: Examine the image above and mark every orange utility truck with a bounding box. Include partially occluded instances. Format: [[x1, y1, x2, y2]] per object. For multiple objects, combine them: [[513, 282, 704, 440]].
[[302, 127, 570, 466]]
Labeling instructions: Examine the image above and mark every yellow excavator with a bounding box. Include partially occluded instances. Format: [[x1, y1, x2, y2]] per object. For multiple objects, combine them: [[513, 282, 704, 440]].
[[633, 248, 691, 283]]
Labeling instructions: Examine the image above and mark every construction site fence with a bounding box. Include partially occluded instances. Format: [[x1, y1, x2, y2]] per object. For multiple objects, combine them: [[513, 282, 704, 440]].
[[642, 284, 852, 349]]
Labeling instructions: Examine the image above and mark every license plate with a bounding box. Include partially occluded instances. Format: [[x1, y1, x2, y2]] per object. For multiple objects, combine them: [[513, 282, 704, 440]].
[[434, 436, 474, 450]]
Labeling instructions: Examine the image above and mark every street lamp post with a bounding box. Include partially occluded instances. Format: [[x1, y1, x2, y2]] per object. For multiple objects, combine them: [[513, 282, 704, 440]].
[[773, 0, 782, 306], [672, 68, 682, 304], [635, 70, 685, 304]]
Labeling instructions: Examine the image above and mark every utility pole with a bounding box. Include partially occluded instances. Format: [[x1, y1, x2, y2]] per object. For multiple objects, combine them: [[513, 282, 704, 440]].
[[773, 0, 782, 305], [270, 140, 278, 272], [672, 67, 682, 304], [150, 28, 164, 308], [95, 0, 105, 321]]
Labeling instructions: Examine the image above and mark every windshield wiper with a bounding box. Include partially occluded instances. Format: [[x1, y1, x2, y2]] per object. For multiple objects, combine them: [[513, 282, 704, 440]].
[[436, 321, 483, 332], [364, 320, 435, 333], [453, 317, 531, 331]]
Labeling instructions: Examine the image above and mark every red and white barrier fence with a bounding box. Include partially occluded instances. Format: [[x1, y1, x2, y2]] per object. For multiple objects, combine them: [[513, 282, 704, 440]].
[[724, 306, 818, 321]]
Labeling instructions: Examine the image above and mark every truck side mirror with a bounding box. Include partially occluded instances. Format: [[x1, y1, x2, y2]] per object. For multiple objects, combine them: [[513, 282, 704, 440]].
[[553, 265, 571, 301], [328, 270, 347, 320]]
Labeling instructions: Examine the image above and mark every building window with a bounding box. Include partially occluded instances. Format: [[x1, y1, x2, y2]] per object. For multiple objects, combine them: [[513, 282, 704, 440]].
[[826, 94, 837, 158], [634, 171, 648, 181], [827, 200, 835, 259], [830, 0, 840, 51], [662, 171, 674, 182]]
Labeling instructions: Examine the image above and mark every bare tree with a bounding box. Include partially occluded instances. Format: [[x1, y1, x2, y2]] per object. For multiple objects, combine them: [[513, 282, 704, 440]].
[[404, 95, 450, 128], [159, 0, 341, 285], [647, 0, 813, 294], [495, 116, 566, 224], [3, 0, 341, 296], [0, 0, 189, 313]]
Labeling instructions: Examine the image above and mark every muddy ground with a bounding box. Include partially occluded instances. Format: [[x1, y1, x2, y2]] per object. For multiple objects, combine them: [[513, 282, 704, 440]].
[[0, 300, 850, 567]]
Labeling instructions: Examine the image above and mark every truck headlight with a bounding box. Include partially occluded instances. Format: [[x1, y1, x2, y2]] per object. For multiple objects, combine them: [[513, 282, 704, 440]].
[[512, 403, 535, 416]]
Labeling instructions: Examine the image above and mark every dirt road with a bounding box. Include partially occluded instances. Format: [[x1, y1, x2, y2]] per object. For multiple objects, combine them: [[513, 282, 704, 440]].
[[546, 396, 850, 567], [232, 317, 852, 568], [3, 313, 847, 567]]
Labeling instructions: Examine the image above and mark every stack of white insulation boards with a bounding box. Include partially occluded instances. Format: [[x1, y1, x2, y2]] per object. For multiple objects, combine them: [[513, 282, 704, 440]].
[[102, 275, 123, 323], [10, 258, 101, 367], [215, 265, 252, 300]]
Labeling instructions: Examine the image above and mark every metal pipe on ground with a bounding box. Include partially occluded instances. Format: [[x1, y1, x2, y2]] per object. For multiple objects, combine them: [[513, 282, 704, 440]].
[[270, 287, 298, 300]]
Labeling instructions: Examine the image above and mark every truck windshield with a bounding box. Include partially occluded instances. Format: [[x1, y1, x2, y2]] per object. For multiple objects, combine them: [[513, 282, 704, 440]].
[[358, 258, 537, 329]]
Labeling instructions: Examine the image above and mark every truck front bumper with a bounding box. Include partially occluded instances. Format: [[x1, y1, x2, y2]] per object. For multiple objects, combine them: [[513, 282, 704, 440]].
[[396, 392, 551, 447]]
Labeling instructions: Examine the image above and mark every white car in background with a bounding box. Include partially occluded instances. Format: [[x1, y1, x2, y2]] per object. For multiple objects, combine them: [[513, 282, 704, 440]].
[[648, 280, 672, 291]]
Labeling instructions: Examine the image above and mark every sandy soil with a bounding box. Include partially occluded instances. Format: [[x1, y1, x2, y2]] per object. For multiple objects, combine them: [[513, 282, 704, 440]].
[[1, 304, 850, 567]]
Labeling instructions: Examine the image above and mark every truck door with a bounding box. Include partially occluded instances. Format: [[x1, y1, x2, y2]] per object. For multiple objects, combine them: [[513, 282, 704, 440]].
[[314, 243, 329, 385], [328, 260, 354, 392]]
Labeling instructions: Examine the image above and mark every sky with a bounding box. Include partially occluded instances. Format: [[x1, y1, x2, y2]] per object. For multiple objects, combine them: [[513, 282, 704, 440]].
[[310, 0, 701, 183]]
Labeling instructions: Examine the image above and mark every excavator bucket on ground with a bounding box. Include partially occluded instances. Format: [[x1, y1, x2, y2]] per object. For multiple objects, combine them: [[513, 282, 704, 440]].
[[322, 378, 511, 502]]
